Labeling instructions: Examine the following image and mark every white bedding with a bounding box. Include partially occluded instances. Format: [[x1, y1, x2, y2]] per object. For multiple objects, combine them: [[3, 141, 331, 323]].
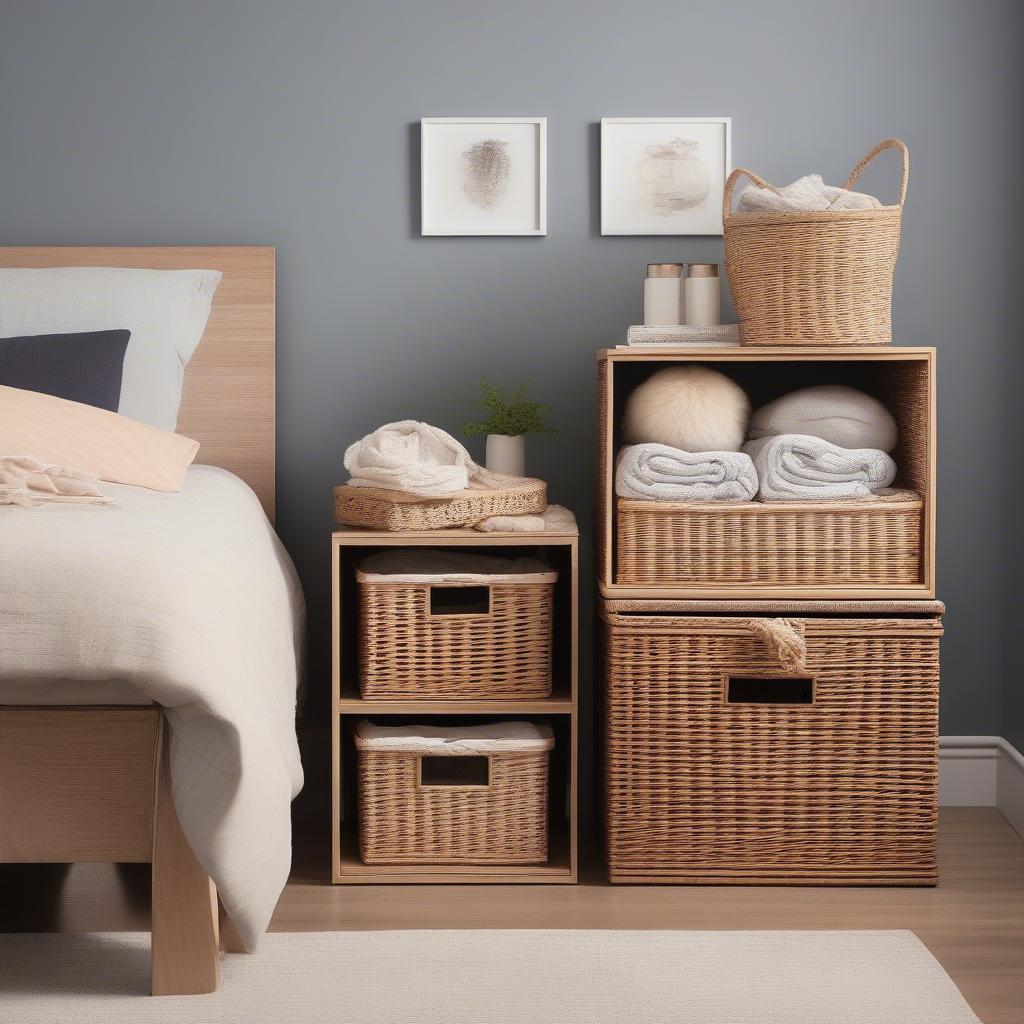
[[0, 465, 304, 949]]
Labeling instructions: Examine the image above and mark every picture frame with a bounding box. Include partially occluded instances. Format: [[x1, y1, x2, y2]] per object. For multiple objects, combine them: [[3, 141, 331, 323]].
[[421, 117, 547, 236], [600, 117, 732, 236]]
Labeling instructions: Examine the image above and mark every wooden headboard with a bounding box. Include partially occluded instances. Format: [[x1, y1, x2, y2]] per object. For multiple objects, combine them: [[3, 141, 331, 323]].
[[0, 247, 276, 521]]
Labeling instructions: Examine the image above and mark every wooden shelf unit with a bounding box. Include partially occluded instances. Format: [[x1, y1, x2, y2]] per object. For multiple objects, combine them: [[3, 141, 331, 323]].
[[331, 525, 579, 884], [597, 346, 937, 600]]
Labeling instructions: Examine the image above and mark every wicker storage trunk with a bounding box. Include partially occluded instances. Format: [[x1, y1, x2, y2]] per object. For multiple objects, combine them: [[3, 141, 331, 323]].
[[357, 550, 557, 700], [723, 139, 908, 346], [355, 721, 553, 865], [602, 601, 942, 885]]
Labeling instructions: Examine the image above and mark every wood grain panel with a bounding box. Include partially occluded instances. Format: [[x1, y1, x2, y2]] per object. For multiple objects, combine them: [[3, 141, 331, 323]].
[[0, 246, 276, 521], [0, 707, 160, 862]]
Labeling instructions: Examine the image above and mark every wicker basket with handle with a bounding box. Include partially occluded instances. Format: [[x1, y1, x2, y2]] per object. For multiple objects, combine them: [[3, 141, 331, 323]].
[[357, 549, 556, 700], [724, 138, 909, 346], [602, 603, 942, 885], [355, 721, 553, 865]]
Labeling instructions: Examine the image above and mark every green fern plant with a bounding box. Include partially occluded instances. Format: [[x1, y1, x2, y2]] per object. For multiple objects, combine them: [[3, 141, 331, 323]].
[[461, 379, 555, 438]]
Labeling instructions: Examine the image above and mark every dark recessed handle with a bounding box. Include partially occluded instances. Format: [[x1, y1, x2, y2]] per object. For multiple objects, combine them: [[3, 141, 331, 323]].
[[428, 584, 491, 615], [419, 755, 490, 788], [727, 676, 814, 705]]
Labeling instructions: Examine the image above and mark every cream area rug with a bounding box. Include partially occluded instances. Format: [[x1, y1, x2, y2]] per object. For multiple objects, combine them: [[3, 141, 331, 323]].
[[0, 929, 982, 1024]]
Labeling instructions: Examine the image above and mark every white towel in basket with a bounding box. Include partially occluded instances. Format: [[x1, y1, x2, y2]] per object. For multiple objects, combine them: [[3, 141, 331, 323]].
[[616, 444, 758, 502], [736, 173, 882, 214], [354, 721, 554, 754]]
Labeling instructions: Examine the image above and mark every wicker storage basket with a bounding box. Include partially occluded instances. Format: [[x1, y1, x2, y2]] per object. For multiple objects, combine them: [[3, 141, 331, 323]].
[[355, 721, 552, 865], [724, 139, 909, 346], [357, 549, 556, 700], [602, 602, 942, 885], [334, 475, 546, 531], [616, 490, 923, 588]]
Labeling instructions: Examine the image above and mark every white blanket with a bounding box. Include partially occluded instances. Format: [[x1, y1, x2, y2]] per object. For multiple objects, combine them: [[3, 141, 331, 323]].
[[0, 454, 116, 508], [0, 465, 304, 949], [744, 434, 897, 501], [616, 444, 758, 502], [344, 420, 502, 497], [736, 173, 882, 214]]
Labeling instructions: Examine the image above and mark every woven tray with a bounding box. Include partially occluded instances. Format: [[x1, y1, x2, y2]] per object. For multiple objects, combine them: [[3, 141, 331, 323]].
[[334, 475, 547, 531]]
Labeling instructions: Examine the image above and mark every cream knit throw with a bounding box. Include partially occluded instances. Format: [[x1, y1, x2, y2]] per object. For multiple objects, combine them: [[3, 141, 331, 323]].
[[0, 455, 116, 508], [344, 420, 503, 497]]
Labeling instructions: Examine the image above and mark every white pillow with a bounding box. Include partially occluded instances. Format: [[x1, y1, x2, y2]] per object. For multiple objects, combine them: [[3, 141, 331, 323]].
[[748, 384, 898, 452], [0, 267, 221, 431]]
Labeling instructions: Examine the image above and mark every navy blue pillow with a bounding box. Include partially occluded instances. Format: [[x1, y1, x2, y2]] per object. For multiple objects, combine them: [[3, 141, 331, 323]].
[[0, 329, 131, 413]]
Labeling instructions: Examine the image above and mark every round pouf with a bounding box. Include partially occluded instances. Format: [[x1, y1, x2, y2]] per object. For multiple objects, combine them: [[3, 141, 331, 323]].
[[623, 365, 750, 453]]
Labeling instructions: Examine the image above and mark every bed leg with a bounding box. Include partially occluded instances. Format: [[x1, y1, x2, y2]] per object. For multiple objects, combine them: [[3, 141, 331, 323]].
[[151, 723, 220, 995], [219, 899, 251, 954]]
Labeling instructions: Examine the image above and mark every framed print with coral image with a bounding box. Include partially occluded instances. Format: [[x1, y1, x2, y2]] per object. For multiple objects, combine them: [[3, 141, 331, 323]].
[[601, 117, 731, 235], [421, 117, 547, 236]]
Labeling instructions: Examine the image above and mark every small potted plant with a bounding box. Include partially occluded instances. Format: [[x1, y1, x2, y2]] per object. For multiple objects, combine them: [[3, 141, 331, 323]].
[[462, 379, 554, 477]]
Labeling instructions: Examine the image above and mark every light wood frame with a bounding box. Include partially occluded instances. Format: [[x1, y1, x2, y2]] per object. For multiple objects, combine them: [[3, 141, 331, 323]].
[[597, 346, 937, 600], [0, 246, 274, 994], [331, 526, 579, 884]]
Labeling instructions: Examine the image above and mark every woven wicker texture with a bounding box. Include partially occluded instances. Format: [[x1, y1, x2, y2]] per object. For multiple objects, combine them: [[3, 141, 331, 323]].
[[723, 139, 908, 346], [334, 476, 547, 531], [602, 608, 941, 884], [358, 748, 550, 864], [615, 494, 923, 587], [359, 579, 555, 699]]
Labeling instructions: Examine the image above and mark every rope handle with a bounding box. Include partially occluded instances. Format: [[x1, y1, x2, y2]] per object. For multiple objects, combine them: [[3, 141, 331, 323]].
[[742, 618, 808, 674], [722, 137, 909, 219]]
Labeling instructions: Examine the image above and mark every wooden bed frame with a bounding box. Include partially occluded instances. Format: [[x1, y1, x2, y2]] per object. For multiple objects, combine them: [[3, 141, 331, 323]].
[[0, 246, 276, 994]]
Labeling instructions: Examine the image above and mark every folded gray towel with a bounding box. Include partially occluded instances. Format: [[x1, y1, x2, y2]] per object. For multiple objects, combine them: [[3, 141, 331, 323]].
[[616, 444, 758, 502], [744, 434, 896, 501]]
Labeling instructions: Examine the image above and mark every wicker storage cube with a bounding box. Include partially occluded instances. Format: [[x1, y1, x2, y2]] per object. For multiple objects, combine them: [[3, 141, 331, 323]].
[[355, 721, 553, 865], [598, 350, 935, 597], [357, 549, 557, 700], [602, 602, 942, 885], [723, 139, 908, 346]]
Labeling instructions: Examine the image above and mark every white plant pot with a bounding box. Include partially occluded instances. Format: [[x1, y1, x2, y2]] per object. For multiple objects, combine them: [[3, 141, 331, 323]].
[[485, 434, 526, 477]]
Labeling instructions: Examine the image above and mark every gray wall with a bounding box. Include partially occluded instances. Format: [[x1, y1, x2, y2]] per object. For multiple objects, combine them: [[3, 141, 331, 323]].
[[1, 2, 1020, 754]]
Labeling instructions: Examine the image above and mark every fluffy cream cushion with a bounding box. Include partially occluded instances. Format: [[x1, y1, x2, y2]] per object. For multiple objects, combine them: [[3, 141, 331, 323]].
[[749, 385, 898, 452], [0, 385, 198, 491], [623, 366, 750, 453]]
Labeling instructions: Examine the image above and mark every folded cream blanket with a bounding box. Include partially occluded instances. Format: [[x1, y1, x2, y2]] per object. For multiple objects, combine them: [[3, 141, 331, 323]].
[[355, 720, 554, 755], [344, 420, 503, 497], [616, 444, 758, 502], [737, 173, 882, 214], [474, 504, 577, 534], [744, 434, 897, 501], [0, 455, 116, 508]]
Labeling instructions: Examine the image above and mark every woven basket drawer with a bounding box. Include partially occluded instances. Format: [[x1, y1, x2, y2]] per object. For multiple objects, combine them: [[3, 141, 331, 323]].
[[357, 745, 551, 866], [358, 557, 556, 700], [615, 496, 923, 589], [602, 605, 941, 885]]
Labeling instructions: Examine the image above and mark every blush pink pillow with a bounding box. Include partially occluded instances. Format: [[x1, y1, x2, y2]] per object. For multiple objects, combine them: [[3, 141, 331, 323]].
[[0, 385, 199, 492]]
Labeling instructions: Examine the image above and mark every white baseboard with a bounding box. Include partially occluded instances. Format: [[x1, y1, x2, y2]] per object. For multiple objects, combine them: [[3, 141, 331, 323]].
[[940, 736, 1024, 839]]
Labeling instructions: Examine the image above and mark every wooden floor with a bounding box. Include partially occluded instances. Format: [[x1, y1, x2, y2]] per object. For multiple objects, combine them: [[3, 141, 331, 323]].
[[3, 808, 1022, 1023]]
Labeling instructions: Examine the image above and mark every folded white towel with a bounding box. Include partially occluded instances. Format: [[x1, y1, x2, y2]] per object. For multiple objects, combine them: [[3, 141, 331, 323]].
[[354, 720, 554, 755], [744, 434, 897, 501], [616, 444, 758, 502], [737, 173, 882, 214], [474, 504, 577, 534], [0, 454, 116, 509], [344, 420, 503, 497]]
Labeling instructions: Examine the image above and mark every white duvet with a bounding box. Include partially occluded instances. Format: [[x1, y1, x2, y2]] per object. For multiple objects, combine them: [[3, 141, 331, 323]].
[[0, 465, 304, 949]]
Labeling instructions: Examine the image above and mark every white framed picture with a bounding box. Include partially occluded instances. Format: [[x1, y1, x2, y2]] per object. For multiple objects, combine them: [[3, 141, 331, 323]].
[[421, 117, 547, 236], [601, 117, 731, 236]]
